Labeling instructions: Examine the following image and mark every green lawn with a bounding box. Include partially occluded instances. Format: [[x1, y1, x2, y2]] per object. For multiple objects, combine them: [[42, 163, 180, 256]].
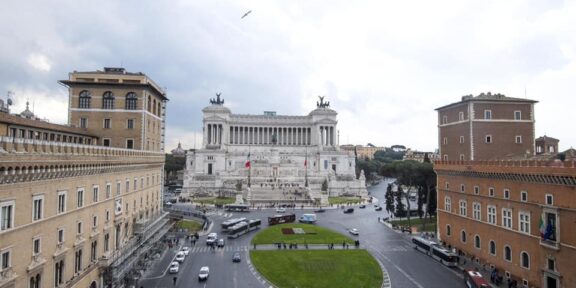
[[328, 197, 363, 205], [389, 217, 437, 232], [251, 250, 382, 288], [251, 223, 355, 245], [175, 219, 203, 232], [195, 197, 236, 205]]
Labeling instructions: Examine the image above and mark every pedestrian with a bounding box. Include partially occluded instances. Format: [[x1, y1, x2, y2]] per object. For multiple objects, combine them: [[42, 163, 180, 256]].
[[378, 217, 380, 222], [254, 243, 257, 250], [173, 276, 177, 286]]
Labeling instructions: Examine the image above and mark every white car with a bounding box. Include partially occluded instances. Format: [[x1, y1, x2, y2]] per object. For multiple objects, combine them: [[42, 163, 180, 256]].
[[175, 251, 186, 263], [181, 247, 190, 256], [206, 233, 218, 245], [349, 228, 359, 235], [198, 266, 210, 281], [169, 261, 179, 273], [276, 207, 286, 213]]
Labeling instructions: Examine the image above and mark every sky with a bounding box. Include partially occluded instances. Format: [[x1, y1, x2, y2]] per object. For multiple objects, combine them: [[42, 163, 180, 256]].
[[1, 0, 575, 152]]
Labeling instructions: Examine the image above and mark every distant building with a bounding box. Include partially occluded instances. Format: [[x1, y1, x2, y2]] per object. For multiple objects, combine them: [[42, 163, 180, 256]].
[[402, 149, 440, 162], [436, 92, 537, 161], [535, 135, 559, 155], [170, 142, 186, 157], [340, 144, 385, 160]]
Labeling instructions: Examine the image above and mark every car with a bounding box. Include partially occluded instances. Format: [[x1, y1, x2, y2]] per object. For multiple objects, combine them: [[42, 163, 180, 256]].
[[217, 238, 225, 247], [276, 207, 286, 213], [343, 208, 354, 214], [375, 206, 383, 211], [198, 266, 210, 281], [175, 251, 185, 263], [349, 228, 359, 235], [359, 205, 366, 209], [314, 208, 326, 213], [206, 233, 218, 245], [169, 261, 179, 273], [181, 247, 190, 255], [232, 252, 241, 263]]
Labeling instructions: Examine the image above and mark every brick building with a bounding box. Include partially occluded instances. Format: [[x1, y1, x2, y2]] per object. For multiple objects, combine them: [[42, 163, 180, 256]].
[[0, 68, 169, 288]]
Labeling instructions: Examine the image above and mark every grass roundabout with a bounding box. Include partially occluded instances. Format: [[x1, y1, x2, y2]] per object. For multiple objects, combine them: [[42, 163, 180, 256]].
[[250, 224, 383, 288]]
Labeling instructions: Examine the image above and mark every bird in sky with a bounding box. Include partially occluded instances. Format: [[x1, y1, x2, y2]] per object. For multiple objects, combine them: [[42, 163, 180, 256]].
[[241, 10, 252, 19]]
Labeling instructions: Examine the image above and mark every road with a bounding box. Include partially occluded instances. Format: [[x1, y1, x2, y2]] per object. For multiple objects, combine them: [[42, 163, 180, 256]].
[[140, 179, 463, 288]]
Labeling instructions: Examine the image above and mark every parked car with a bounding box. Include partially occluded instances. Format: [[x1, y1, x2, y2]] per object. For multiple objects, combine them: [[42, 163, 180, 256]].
[[169, 261, 179, 273], [217, 238, 225, 247], [314, 208, 326, 213], [181, 247, 190, 255], [343, 208, 354, 214], [349, 228, 359, 235], [198, 266, 210, 281], [232, 252, 241, 263], [375, 206, 383, 211], [276, 207, 286, 213], [359, 205, 366, 209], [175, 251, 186, 263]]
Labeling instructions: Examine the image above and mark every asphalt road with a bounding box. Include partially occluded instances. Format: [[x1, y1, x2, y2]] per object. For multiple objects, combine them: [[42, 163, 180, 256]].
[[140, 180, 463, 288]]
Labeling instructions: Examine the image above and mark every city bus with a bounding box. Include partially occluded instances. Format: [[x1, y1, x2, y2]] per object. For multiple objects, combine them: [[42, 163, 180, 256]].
[[268, 214, 296, 226], [225, 204, 250, 212], [463, 269, 489, 288], [431, 245, 459, 267], [227, 219, 262, 239], [412, 236, 437, 255], [221, 217, 247, 232]]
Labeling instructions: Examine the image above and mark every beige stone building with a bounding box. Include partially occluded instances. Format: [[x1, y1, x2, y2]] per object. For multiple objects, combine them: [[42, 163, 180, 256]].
[[0, 68, 169, 288]]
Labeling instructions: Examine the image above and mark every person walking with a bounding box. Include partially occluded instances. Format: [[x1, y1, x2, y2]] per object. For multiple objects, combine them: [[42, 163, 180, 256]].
[[173, 276, 177, 286]]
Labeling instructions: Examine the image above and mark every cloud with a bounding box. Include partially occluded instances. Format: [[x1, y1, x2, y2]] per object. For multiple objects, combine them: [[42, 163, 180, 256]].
[[27, 53, 52, 72]]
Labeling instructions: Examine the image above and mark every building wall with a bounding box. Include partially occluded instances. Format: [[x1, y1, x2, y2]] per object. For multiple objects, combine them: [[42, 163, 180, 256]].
[[472, 121, 534, 159], [436, 160, 576, 288]]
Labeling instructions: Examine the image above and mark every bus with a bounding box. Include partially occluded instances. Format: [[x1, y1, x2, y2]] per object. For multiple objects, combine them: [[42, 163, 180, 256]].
[[227, 219, 262, 239], [221, 217, 247, 232], [412, 236, 437, 255], [268, 214, 296, 226], [463, 269, 489, 288], [431, 245, 459, 267], [225, 204, 250, 212]]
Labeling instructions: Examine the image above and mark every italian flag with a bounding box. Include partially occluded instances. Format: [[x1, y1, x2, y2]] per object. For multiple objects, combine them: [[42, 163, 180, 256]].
[[245, 152, 251, 168], [539, 213, 546, 239]]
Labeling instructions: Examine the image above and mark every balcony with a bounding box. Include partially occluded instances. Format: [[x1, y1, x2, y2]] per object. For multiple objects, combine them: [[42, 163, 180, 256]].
[[0, 267, 17, 287], [540, 239, 560, 250]]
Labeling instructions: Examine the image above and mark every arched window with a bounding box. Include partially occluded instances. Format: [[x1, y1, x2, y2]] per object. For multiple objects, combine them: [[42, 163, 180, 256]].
[[79, 90, 91, 108], [504, 246, 512, 262], [125, 92, 137, 110], [521, 251, 530, 269], [153, 99, 157, 115], [446, 225, 451, 236], [474, 235, 481, 249], [102, 91, 115, 109], [489, 240, 496, 255], [461, 230, 467, 243], [147, 96, 151, 112], [157, 102, 161, 116]]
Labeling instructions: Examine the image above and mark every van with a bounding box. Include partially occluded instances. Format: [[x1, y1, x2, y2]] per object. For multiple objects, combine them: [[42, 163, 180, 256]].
[[299, 214, 317, 224], [206, 233, 218, 245]]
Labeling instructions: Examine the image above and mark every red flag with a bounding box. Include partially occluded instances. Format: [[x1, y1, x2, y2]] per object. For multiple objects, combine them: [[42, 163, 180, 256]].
[[245, 152, 251, 168], [304, 159, 307, 167]]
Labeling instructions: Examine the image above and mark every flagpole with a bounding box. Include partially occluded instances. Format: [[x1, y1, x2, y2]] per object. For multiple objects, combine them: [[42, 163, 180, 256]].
[[305, 147, 308, 187], [247, 146, 251, 188]]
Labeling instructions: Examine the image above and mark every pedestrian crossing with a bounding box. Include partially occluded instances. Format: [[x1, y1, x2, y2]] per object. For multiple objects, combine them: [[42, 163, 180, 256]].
[[186, 245, 249, 254], [205, 211, 234, 218]]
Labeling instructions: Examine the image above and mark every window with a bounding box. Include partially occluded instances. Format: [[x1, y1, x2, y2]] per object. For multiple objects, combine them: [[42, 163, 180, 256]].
[[126, 180, 130, 193], [80, 117, 88, 128], [445, 182, 450, 190], [74, 249, 83, 273], [504, 246, 512, 261], [489, 187, 495, 197], [106, 210, 110, 222], [57, 191, 67, 214], [503, 189, 510, 199], [459, 111, 464, 121], [459, 154, 465, 160], [473, 202, 481, 220], [125, 92, 138, 110], [106, 183, 111, 199], [443, 196, 451, 212], [1, 250, 10, 270], [58, 228, 64, 243], [515, 136, 522, 144], [92, 215, 98, 228], [488, 205, 497, 224], [442, 115, 447, 124], [459, 200, 467, 216], [502, 208, 512, 229], [134, 178, 138, 191], [545, 194, 553, 206], [543, 212, 557, 242], [103, 138, 111, 147], [54, 259, 64, 286], [77, 221, 83, 235], [443, 137, 448, 145], [484, 110, 492, 119], [443, 155, 448, 160], [520, 191, 528, 202], [126, 139, 134, 149], [489, 240, 496, 255], [446, 225, 451, 236], [79, 90, 91, 108], [33, 238, 41, 255], [514, 110, 521, 120], [460, 184, 465, 192], [1, 201, 15, 231], [32, 195, 44, 221], [521, 252, 530, 269], [102, 91, 115, 109], [127, 119, 134, 129], [459, 136, 464, 143], [485, 135, 492, 143], [519, 211, 530, 234], [474, 235, 481, 249], [461, 230, 467, 243], [547, 258, 555, 271], [76, 189, 85, 208], [474, 186, 480, 195], [91, 240, 98, 262], [116, 181, 121, 196], [93, 186, 99, 203], [103, 118, 111, 129], [104, 233, 110, 252]]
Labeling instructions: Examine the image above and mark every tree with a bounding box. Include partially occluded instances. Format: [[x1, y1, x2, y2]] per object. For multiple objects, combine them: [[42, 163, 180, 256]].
[[395, 186, 406, 218], [385, 184, 394, 215]]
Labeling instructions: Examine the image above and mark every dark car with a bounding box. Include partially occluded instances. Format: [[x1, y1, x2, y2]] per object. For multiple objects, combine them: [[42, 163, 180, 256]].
[[359, 205, 366, 209], [232, 252, 241, 263], [375, 206, 383, 211], [314, 208, 326, 213], [344, 208, 354, 214]]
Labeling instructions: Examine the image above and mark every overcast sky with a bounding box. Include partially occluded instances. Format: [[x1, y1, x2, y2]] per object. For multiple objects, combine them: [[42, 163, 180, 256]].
[[1, 0, 575, 152]]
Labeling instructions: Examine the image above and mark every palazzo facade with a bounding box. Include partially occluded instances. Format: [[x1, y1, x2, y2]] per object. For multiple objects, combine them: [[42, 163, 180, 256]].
[[183, 97, 367, 204]]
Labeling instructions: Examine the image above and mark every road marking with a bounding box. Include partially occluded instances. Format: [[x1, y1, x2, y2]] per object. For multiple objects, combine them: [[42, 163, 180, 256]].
[[368, 245, 423, 288]]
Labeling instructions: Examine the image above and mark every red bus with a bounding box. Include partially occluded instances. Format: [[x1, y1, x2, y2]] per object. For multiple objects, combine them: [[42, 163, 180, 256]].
[[268, 214, 296, 225], [463, 269, 489, 288]]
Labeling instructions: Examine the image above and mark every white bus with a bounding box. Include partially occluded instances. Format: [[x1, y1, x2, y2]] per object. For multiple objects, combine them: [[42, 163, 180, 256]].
[[221, 217, 247, 232], [411, 236, 437, 255], [431, 245, 459, 267], [227, 219, 262, 239], [299, 214, 317, 224]]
